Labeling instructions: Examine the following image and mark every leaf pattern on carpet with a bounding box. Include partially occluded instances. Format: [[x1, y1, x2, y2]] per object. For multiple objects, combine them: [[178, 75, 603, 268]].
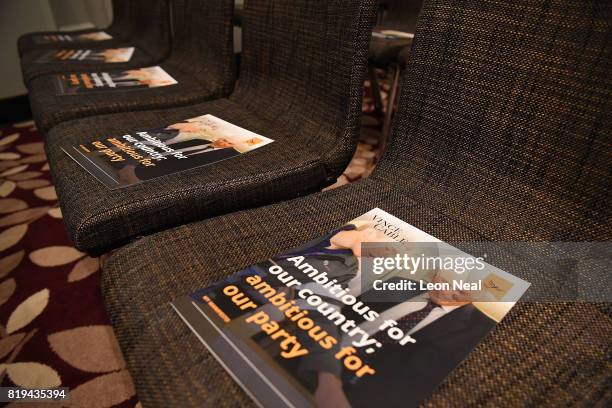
[[6, 288, 49, 334], [0, 181, 17, 197], [2, 361, 61, 388], [30, 246, 84, 267], [69, 257, 100, 283], [0, 123, 138, 408], [48, 326, 126, 373]]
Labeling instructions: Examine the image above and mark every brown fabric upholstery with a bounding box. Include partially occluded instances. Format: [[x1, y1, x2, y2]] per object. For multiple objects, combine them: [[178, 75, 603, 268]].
[[28, 0, 236, 133], [45, 0, 378, 254], [101, 0, 611, 406]]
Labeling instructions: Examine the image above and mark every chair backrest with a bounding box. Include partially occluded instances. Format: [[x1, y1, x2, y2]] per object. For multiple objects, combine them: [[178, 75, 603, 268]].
[[111, 0, 172, 61], [105, 0, 131, 39], [231, 0, 379, 178], [374, 0, 611, 241], [164, 0, 235, 95], [378, 0, 424, 32]]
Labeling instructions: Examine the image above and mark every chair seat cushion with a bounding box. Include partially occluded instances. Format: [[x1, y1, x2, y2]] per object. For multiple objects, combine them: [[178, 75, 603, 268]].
[[20, 46, 156, 85], [28, 64, 222, 133], [100, 177, 611, 407], [45, 98, 331, 254]]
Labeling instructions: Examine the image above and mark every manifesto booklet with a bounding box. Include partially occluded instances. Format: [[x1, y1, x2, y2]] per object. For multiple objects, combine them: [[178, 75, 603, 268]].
[[32, 31, 112, 44], [55, 66, 178, 95], [36, 47, 134, 63], [61, 114, 274, 189], [172, 208, 530, 408]]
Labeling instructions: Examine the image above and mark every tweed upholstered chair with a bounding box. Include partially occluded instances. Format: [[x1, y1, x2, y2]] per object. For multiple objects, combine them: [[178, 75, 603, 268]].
[[100, 0, 611, 406], [369, 0, 424, 139], [28, 0, 236, 134], [45, 0, 378, 255], [17, 0, 131, 56], [20, 0, 171, 85]]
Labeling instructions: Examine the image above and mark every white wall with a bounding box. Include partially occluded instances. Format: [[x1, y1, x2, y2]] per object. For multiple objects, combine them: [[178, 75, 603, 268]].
[[0, 0, 56, 98], [0, 0, 111, 99], [49, 0, 111, 31]]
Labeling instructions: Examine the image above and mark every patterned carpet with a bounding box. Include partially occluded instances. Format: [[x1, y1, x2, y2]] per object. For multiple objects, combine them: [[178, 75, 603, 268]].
[[0, 77, 387, 407], [0, 121, 139, 408]]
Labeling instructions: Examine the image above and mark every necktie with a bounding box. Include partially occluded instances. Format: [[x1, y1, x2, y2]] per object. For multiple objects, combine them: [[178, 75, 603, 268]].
[[374, 301, 437, 344]]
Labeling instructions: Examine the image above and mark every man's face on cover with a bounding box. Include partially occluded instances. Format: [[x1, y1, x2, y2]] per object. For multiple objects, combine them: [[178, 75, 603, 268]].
[[211, 138, 234, 148], [329, 228, 393, 257], [168, 121, 203, 133]]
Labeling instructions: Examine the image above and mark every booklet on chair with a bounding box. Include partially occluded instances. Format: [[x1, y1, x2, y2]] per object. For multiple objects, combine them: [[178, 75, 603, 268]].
[[171, 208, 530, 408], [54, 66, 178, 95], [32, 31, 112, 44], [61, 114, 274, 189], [35, 47, 134, 63]]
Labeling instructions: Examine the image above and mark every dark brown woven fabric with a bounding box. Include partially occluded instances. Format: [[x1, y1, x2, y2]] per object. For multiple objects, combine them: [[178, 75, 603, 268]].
[[379, 0, 423, 31], [231, 0, 378, 178], [17, 0, 132, 56], [28, 0, 236, 133], [20, 0, 172, 85], [101, 0, 611, 406], [45, 0, 378, 254]]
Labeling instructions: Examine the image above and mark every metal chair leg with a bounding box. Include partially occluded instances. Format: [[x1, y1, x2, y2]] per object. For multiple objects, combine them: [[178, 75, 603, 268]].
[[368, 66, 384, 116], [381, 63, 401, 155]]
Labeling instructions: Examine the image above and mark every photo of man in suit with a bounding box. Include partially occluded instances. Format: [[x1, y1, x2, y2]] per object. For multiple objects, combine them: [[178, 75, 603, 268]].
[[312, 267, 496, 408], [172, 208, 527, 408], [60, 66, 177, 94], [110, 115, 271, 185], [97, 47, 134, 62], [115, 66, 177, 89], [345, 272, 495, 408], [275, 216, 500, 408]]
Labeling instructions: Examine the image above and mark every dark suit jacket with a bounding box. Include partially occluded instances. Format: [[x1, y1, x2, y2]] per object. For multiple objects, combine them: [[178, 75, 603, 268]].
[[134, 145, 238, 181], [143, 127, 179, 143], [124, 127, 236, 181], [275, 224, 359, 289], [345, 304, 496, 408]]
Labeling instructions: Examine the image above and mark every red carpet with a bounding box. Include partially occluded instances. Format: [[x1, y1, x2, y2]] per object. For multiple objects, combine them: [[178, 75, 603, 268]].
[[0, 121, 139, 408]]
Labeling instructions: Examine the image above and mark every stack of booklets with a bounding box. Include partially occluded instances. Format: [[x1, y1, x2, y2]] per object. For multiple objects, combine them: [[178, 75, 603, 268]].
[[172, 208, 530, 407]]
